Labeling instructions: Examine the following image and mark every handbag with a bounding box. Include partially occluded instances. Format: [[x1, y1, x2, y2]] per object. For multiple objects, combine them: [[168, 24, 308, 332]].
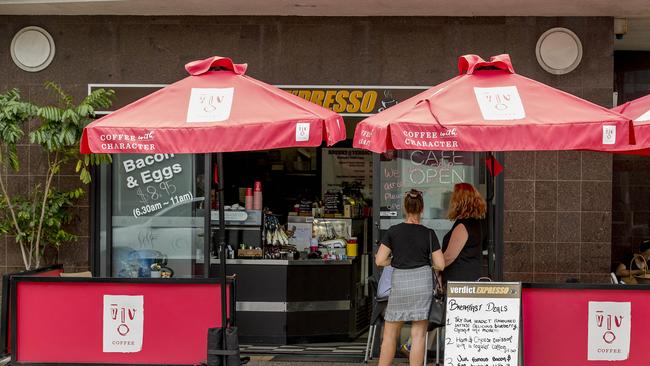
[[428, 231, 446, 331]]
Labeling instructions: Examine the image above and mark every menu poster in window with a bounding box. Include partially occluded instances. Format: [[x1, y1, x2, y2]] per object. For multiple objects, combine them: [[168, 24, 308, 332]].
[[113, 154, 195, 218], [321, 148, 373, 198], [445, 282, 521, 366], [380, 150, 474, 218]]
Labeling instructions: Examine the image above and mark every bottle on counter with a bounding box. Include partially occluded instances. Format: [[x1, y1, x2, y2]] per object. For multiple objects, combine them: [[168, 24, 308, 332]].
[[310, 237, 319, 253], [346, 237, 358, 258]]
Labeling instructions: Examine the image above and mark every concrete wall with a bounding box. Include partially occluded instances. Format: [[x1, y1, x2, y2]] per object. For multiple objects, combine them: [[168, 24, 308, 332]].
[[0, 16, 615, 283]]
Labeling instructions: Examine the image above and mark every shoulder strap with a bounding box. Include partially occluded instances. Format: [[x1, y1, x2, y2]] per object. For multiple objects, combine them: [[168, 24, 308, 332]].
[[429, 230, 433, 266], [430, 230, 441, 291]]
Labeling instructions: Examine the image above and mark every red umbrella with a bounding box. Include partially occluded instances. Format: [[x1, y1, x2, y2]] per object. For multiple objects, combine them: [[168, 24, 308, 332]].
[[80, 56, 345, 361], [353, 54, 634, 282], [81, 56, 345, 154], [353, 54, 632, 153], [612, 94, 650, 154]]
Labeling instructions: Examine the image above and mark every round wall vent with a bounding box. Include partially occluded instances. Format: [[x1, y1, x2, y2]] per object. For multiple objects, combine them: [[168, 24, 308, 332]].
[[10, 26, 56, 72], [535, 27, 582, 75]]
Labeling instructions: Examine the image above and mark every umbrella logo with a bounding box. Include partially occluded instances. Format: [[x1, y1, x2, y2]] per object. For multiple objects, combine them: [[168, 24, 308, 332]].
[[186, 87, 234, 123], [296, 123, 311, 142], [473, 86, 525, 121], [602, 126, 616, 145]]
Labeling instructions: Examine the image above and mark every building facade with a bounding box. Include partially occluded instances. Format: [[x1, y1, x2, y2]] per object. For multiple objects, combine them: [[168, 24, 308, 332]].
[[0, 15, 626, 283]]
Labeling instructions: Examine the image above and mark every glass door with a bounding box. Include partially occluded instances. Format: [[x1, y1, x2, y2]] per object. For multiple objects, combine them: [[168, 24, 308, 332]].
[[373, 150, 483, 272]]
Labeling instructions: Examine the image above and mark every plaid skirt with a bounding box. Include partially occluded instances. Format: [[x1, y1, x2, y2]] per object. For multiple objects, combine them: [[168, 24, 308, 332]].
[[384, 265, 433, 322]]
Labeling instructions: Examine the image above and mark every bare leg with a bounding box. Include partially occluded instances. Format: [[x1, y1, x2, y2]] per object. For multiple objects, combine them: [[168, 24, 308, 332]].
[[409, 320, 428, 366], [378, 321, 403, 366]]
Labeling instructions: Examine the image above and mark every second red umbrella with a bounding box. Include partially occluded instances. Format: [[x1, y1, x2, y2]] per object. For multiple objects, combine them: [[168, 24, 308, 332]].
[[353, 54, 632, 153]]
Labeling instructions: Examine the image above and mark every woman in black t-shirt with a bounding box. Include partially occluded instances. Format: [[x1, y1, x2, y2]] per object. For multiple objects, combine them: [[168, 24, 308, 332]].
[[442, 183, 487, 283], [375, 189, 445, 366]]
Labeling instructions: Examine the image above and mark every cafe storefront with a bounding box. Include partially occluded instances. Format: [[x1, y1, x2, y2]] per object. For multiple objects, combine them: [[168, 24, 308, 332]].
[[2, 8, 649, 365], [89, 84, 498, 343]]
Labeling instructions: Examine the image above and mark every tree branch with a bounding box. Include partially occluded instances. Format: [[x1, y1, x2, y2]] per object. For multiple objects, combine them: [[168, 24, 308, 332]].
[[34, 151, 58, 269], [0, 156, 29, 269]]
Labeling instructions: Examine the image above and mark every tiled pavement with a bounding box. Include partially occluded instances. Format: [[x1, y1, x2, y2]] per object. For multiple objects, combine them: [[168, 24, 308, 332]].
[[240, 341, 368, 356], [0, 341, 418, 365], [247, 355, 410, 365]]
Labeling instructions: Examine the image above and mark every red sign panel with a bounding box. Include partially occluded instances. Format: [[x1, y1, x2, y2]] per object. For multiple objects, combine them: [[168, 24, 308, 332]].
[[522, 286, 650, 365], [12, 278, 231, 365]]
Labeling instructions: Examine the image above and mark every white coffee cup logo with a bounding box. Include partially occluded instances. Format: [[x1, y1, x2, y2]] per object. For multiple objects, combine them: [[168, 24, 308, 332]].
[[296, 123, 310, 142], [186, 88, 234, 123]]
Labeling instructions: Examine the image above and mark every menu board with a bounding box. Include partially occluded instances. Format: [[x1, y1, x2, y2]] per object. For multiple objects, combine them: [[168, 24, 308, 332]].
[[321, 148, 373, 198], [380, 150, 474, 219], [445, 282, 521, 366], [112, 154, 195, 218]]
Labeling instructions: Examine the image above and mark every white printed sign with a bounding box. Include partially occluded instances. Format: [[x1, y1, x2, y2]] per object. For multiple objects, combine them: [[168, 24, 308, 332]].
[[445, 282, 521, 366], [602, 125, 616, 145], [186, 87, 234, 122], [296, 122, 311, 142], [474, 86, 526, 120], [588, 301, 631, 361], [103, 295, 144, 353], [634, 109, 650, 122]]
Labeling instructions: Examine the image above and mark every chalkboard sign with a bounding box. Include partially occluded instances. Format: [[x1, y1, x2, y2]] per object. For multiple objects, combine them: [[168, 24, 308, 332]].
[[323, 191, 342, 214], [112, 154, 195, 218], [444, 282, 521, 366]]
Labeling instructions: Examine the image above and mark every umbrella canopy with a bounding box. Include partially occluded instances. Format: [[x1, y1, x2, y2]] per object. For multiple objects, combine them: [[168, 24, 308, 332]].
[[81, 56, 346, 154], [353, 54, 632, 153], [612, 94, 650, 154]]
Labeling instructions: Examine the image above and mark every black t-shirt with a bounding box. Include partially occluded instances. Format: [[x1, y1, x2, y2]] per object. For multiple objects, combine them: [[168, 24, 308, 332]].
[[380, 223, 440, 269], [442, 219, 485, 282]]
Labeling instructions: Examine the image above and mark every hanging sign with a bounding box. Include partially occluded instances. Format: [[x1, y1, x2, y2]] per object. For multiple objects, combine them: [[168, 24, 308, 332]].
[[90, 85, 429, 116], [588, 301, 631, 361], [103, 295, 144, 353], [445, 282, 521, 366]]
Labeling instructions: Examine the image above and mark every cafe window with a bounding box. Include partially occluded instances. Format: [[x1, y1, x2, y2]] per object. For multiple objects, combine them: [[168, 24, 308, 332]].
[[109, 154, 206, 278], [378, 150, 480, 241]]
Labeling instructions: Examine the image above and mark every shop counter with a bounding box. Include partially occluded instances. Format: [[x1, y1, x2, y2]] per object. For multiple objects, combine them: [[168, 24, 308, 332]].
[[211, 257, 369, 344]]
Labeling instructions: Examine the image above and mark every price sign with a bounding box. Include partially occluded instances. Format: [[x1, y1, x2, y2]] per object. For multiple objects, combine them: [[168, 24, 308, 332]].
[[112, 154, 195, 218], [445, 282, 521, 366]]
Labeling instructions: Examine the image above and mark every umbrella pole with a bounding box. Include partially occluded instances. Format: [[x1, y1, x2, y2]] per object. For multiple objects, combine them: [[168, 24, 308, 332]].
[[217, 152, 228, 363], [487, 152, 496, 280], [204, 153, 212, 279]]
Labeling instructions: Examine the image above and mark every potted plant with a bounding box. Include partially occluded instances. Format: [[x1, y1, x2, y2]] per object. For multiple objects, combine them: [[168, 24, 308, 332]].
[[0, 83, 113, 269]]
